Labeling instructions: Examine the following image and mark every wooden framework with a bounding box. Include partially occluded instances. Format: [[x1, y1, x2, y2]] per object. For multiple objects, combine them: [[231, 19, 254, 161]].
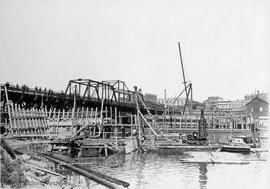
[[146, 114, 252, 133]]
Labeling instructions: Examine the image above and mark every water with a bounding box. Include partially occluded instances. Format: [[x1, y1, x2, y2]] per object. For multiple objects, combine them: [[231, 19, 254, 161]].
[[62, 150, 269, 189], [22, 140, 270, 189]]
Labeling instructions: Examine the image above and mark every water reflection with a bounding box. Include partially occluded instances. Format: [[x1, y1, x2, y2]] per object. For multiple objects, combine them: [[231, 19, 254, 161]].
[[198, 163, 208, 189], [135, 154, 146, 189]]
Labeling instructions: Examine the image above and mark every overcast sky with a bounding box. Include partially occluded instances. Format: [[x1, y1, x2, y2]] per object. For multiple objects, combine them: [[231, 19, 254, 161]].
[[0, 0, 269, 101]]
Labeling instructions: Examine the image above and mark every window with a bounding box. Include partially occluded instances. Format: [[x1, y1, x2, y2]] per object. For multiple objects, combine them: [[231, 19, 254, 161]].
[[260, 107, 263, 112]]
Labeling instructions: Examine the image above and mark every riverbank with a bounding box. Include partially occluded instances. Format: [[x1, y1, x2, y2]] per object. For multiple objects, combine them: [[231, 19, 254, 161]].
[[0, 139, 87, 189]]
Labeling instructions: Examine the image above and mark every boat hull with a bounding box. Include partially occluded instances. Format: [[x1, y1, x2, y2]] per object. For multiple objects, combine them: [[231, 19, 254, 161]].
[[221, 145, 250, 153]]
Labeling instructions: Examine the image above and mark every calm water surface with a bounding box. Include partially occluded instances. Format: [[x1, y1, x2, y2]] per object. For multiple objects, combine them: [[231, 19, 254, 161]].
[[63, 149, 269, 189]]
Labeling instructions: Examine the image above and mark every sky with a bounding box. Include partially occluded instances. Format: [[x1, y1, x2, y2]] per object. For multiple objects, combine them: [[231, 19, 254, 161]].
[[0, 0, 269, 102]]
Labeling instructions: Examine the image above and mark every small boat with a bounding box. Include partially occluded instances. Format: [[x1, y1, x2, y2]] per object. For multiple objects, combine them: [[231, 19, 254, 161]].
[[221, 137, 251, 153]]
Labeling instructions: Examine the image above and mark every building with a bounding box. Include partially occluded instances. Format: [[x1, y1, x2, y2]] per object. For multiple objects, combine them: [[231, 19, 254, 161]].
[[144, 93, 157, 103], [207, 96, 223, 102], [216, 100, 232, 111], [244, 92, 268, 102], [203, 96, 223, 111], [244, 94, 256, 101], [157, 97, 186, 106], [245, 95, 269, 120], [231, 99, 249, 109]]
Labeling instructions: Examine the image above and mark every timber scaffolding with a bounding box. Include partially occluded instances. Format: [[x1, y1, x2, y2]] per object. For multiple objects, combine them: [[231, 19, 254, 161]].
[[0, 101, 139, 140], [147, 114, 254, 132]]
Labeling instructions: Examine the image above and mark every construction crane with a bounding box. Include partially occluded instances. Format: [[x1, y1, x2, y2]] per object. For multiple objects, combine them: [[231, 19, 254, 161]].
[[178, 42, 193, 115], [164, 42, 193, 116]]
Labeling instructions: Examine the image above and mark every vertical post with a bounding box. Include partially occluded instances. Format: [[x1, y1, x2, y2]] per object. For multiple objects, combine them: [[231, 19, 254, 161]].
[[66, 109, 70, 119], [138, 113, 141, 146], [90, 108, 93, 124], [240, 116, 243, 129], [134, 86, 141, 147], [218, 117, 221, 129], [100, 98, 104, 124], [115, 107, 117, 126], [105, 106, 108, 122], [245, 116, 247, 130], [115, 127, 118, 148], [48, 108, 52, 119], [72, 85, 77, 135], [86, 107, 89, 120], [93, 107, 97, 135], [118, 83, 120, 102], [57, 109, 60, 135], [134, 113, 137, 137], [81, 107, 84, 122], [105, 146, 108, 157], [62, 109, 65, 120], [4, 86, 14, 135], [110, 106, 113, 124], [76, 107, 80, 120], [118, 111, 121, 125]]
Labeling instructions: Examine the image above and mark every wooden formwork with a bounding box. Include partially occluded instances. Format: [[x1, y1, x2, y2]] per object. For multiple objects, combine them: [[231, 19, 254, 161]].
[[4, 102, 49, 139], [47, 105, 139, 140]]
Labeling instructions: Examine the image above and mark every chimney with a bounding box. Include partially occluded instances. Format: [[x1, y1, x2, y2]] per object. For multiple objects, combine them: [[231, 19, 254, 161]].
[[164, 89, 167, 106]]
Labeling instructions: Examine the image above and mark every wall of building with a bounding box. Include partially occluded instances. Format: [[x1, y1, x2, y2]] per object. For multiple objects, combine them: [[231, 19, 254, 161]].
[[216, 101, 232, 110], [246, 98, 269, 119]]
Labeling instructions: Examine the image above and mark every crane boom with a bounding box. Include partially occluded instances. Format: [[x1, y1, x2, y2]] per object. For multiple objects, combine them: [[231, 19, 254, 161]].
[[178, 42, 188, 99]]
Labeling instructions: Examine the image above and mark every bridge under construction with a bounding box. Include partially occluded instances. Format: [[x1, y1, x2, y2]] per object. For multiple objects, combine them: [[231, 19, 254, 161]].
[[1, 78, 252, 141], [0, 78, 164, 114]]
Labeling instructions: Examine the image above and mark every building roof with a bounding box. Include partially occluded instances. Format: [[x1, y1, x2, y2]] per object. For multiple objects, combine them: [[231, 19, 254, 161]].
[[246, 95, 269, 106]]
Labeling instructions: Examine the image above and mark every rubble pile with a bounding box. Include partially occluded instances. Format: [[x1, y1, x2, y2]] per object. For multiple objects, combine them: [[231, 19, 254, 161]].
[[0, 146, 75, 189]]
